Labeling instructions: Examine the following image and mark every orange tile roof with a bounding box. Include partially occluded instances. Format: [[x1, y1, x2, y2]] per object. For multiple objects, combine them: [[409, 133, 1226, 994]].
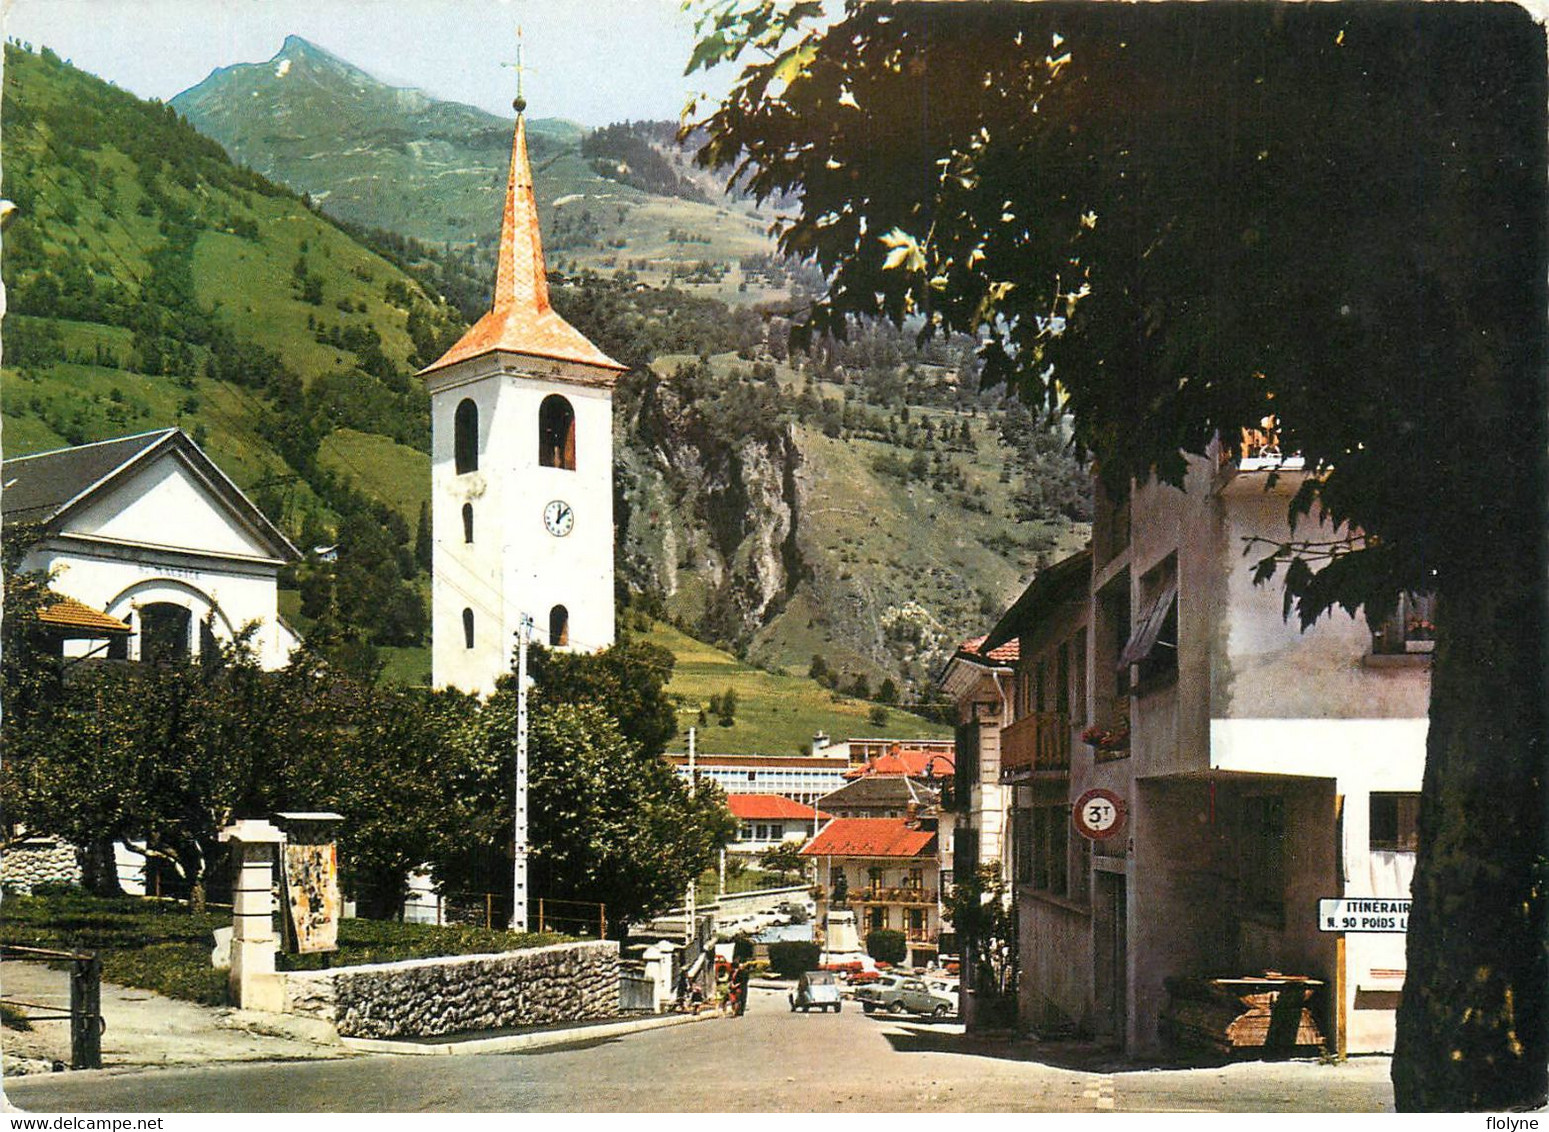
[[960, 634, 1020, 663], [38, 596, 132, 635], [842, 746, 955, 780], [421, 115, 626, 378], [726, 794, 832, 822], [801, 817, 937, 859]]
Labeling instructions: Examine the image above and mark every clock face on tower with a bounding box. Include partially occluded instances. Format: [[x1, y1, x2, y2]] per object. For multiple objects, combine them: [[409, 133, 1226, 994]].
[[543, 499, 574, 537]]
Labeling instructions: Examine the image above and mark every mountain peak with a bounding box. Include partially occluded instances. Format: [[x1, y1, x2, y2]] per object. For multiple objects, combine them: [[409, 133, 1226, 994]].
[[271, 35, 366, 77]]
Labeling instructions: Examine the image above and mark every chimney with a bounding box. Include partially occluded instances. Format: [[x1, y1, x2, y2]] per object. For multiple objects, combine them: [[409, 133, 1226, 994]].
[[812, 731, 829, 754]]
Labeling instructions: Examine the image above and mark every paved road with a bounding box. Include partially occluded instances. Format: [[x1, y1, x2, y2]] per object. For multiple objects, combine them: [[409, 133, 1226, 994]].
[[3, 985, 1394, 1113]]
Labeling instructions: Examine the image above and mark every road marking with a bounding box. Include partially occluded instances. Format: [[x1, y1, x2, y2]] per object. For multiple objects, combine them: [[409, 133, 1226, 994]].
[[1081, 1074, 1116, 1111]]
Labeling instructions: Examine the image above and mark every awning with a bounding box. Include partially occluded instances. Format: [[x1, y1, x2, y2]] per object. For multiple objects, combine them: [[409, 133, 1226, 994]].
[[1118, 583, 1177, 669], [37, 596, 132, 639]]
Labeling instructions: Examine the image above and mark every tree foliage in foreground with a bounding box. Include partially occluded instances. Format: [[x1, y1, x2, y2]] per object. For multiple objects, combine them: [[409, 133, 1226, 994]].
[[1, 576, 732, 930], [690, 1, 1546, 1110]]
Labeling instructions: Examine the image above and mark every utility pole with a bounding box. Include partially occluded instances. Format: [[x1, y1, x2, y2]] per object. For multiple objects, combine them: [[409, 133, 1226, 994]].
[[512, 613, 533, 932], [685, 726, 696, 945]]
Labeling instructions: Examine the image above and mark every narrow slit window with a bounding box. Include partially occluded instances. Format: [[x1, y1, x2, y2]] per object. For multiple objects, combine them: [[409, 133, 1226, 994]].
[[455, 399, 479, 474], [549, 604, 570, 648], [462, 608, 475, 649], [462, 503, 474, 545]]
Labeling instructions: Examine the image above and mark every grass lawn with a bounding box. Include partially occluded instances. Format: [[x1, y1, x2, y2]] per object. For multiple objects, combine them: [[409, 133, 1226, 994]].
[[0, 891, 567, 1006]]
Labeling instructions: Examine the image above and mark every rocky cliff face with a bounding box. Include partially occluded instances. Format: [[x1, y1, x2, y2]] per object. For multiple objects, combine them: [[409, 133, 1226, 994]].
[[615, 368, 804, 649]]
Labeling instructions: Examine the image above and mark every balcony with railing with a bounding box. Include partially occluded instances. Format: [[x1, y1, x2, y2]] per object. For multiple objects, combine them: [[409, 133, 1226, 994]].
[[1000, 711, 1072, 780], [853, 886, 938, 906]]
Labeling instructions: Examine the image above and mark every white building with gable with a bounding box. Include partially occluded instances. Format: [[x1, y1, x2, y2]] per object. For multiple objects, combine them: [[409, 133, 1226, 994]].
[[2, 428, 301, 669]]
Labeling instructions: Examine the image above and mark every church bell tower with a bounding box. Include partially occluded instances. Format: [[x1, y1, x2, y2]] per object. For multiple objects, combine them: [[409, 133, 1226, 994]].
[[421, 79, 625, 696]]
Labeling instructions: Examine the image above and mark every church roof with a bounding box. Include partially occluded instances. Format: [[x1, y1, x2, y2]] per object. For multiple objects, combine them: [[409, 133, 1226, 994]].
[[1, 428, 300, 562], [420, 115, 627, 379]]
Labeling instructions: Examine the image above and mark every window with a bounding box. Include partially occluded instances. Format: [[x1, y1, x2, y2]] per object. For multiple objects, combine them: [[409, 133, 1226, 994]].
[[869, 906, 886, 932], [1072, 628, 1088, 726], [1012, 807, 1034, 885], [1371, 592, 1437, 655], [454, 399, 479, 474], [539, 394, 576, 470], [462, 608, 475, 649], [906, 867, 924, 892], [867, 865, 883, 891], [739, 824, 753, 841], [549, 604, 569, 647], [1239, 794, 1286, 918], [1124, 556, 1178, 691], [140, 602, 191, 664], [1370, 793, 1420, 852], [1031, 805, 1070, 896], [1056, 642, 1071, 716], [462, 503, 474, 544]]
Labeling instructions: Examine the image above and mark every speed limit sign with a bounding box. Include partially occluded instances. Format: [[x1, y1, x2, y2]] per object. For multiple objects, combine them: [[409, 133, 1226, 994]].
[[1073, 788, 1127, 840]]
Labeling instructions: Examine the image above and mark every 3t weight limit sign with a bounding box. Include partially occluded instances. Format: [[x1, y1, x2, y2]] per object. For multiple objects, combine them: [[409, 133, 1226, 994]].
[[1318, 897, 1410, 933]]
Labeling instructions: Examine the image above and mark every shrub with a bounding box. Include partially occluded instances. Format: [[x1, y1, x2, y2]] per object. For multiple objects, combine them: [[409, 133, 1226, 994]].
[[768, 940, 822, 977], [867, 928, 907, 966]]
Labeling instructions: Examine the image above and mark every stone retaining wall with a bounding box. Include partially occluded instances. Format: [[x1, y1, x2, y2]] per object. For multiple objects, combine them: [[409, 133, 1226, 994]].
[[283, 939, 621, 1039], [2, 840, 82, 893]]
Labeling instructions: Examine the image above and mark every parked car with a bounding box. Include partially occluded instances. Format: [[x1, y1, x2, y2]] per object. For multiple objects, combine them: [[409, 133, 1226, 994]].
[[789, 970, 843, 1013], [923, 976, 960, 1015], [854, 974, 956, 1017]]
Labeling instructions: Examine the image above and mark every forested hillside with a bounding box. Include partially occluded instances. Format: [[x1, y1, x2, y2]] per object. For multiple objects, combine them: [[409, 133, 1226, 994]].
[[0, 41, 462, 678]]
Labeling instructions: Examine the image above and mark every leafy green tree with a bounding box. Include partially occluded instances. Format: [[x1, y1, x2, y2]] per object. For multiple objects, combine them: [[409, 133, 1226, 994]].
[[523, 639, 679, 758], [459, 697, 736, 932], [759, 841, 806, 883], [866, 928, 907, 966], [692, 2, 1546, 1109]]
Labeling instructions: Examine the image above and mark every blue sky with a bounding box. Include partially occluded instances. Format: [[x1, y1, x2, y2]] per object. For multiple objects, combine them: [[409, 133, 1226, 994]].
[[1, 0, 739, 126]]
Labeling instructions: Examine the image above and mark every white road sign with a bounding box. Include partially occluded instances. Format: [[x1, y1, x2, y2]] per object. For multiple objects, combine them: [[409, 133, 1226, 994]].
[[1318, 897, 1410, 933]]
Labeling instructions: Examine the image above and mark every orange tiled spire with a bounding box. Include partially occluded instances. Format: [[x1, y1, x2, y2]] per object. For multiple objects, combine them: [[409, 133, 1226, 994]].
[[421, 113, 626, 376]]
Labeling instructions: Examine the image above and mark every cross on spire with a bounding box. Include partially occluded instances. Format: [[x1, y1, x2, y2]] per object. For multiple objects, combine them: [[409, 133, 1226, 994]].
[[502, 25, 529, 113]]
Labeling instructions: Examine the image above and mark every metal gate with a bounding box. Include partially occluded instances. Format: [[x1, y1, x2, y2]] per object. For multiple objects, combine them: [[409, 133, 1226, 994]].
[[619, 971, 655, 1013], [0, 944, 103, 1069]]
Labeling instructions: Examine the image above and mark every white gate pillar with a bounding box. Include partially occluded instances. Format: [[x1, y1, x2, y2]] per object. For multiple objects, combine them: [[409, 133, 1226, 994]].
[[219, 819, 285, 1011]]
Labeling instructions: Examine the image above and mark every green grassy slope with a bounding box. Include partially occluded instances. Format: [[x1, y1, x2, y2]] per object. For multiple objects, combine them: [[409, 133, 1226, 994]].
[[0, 43, 455, 489], [643, 620, 950, 755]]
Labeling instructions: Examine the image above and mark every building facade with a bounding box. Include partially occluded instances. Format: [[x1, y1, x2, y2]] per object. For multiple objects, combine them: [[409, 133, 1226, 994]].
[[984, 439, 1427, 1055], [420, 111, 626, 695], [725, 793, 830, 855], [3, 429, 300, 669], [666, 753, 851, 806], [804, 816, 942, 967]]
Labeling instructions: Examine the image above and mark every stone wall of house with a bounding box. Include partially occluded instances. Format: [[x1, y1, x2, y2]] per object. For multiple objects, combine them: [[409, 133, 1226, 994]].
[[283, 939, 621, 1039], [2, 840, 82, 892]]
